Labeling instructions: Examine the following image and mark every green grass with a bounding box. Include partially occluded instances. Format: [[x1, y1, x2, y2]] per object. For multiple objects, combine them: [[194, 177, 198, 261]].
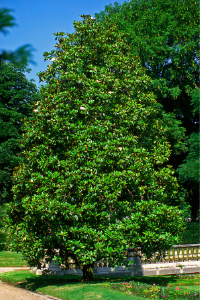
[[37, 283, 149, 300], [127, 274, 200, 287], [0, 251, 199, 299], [0, 271, 199, 300], [0, 251, 28, 267], [0, 271, 148, 300]]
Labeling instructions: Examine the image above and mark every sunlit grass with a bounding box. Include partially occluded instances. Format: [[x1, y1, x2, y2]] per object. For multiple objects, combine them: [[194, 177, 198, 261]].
[[0, 251, 28, 267], [0, 270, 148, 300], [0, 271, 199, 300]]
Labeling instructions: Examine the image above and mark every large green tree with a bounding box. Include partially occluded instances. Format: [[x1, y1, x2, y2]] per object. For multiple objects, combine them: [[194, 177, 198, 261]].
[[95, 0, 199, 217], [0, 62, 38, 205], [177, 87, 199, 186], [7, 16, 184, 281], [177, 87, 199, 214], [177, 132, 199, 185]]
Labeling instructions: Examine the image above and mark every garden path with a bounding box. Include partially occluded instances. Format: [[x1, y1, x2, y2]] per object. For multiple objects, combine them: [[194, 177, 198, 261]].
[[0, 268, 62, 300]]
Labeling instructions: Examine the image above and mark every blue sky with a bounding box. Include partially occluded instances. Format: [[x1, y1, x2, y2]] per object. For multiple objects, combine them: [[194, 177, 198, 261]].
[[1, 0, 126, 86]]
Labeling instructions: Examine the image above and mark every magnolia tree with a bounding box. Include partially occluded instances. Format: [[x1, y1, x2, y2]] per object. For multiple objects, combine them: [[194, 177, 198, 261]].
[[7, 16, 184, 281]]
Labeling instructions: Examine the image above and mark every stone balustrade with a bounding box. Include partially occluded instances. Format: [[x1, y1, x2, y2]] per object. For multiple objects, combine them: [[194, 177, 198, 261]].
[[33, 244, 200, 276]]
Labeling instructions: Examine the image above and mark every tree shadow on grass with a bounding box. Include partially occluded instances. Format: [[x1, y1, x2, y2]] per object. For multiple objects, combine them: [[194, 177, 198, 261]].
[[127, 274, 199, 287], [19, 273, 133, 291], [17, 274, 177, 290], [17, 273, 83, 291], [7, 271, 199, 292]]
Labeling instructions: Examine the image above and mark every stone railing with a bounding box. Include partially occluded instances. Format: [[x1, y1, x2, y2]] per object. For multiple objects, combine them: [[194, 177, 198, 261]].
[[79, 244, 200, 268], [129, 244, 200, 264], [34, 244, 200, 276]]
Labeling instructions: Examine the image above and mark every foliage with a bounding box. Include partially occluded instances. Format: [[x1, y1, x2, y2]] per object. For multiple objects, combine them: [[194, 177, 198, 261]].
[[177, 132, 199, 186], [0, 232, 7, 250], [95, 0, 199, 126], [178, 222, 200, 244], [0, 61, 38, 205], [95, 0, 199, 217], [177, 88, 199, 188], [6, 15, 184, 281], [0, 8, 34, 66], [0, 206, 7, 250], [190, 87, 200, 115], [176, 88, 199, 217]]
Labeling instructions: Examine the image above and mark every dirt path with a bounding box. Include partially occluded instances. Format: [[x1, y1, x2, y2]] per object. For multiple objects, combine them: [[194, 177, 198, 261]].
[[0, 268, 62, 300]]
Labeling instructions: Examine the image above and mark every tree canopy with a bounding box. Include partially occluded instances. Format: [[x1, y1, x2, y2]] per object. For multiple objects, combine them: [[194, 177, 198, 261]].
[[177, 132, 199, 186], [7, 16, 184, 281], [95, 0, 199, 121], [0, 61, 38, 205], [95, 0, 199, 217], [177, 87, 199, 186]]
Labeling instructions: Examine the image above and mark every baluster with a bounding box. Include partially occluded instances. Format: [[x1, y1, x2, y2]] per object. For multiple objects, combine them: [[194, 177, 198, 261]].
[[172, 248, 175, 262], [181, 247, 184, 261], [165, 250, 168, 262], [175, 248, 178, 261], [191, 247, 194, 260], [177, 248, 180, 261], [167, 249, 170, 262], [189, 246, 191, 261], [186, 247, 189, 261]]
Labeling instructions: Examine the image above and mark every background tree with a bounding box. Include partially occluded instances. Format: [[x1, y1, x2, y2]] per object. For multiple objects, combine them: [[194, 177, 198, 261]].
[[0, 8, 34, 66], [0, 61, 38, 205], [177, 87, 199, 216], [95, 0, 199, 218], [7, 16, 184, 281], [177, 132, 199, 188], [0, 8, 36, 247]]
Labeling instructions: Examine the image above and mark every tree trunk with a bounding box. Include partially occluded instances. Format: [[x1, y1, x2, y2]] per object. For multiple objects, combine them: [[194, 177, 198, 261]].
[[82, 264, 95, 281]]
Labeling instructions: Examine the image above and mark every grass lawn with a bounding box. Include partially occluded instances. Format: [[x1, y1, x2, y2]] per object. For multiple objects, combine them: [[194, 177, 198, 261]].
[[0, 251, 28, 267], [0, 252, 199, 299], [0, 270, 199, 300], [0, 271, 148, 300]]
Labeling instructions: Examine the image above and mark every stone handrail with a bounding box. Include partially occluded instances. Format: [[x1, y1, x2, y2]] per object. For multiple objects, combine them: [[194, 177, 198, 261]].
[[35, 244, 200, 276], [50, 244, 200, 270], [126, 244, 200, 265]]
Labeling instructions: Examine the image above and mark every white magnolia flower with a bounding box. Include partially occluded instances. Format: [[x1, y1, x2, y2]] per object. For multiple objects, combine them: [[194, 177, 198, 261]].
[[108, 91, 113, 94], [51, 58, 56, 62], [80, 106, 86, 110], [118, 147, 123, 151], [33, 109, 38, 113]]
